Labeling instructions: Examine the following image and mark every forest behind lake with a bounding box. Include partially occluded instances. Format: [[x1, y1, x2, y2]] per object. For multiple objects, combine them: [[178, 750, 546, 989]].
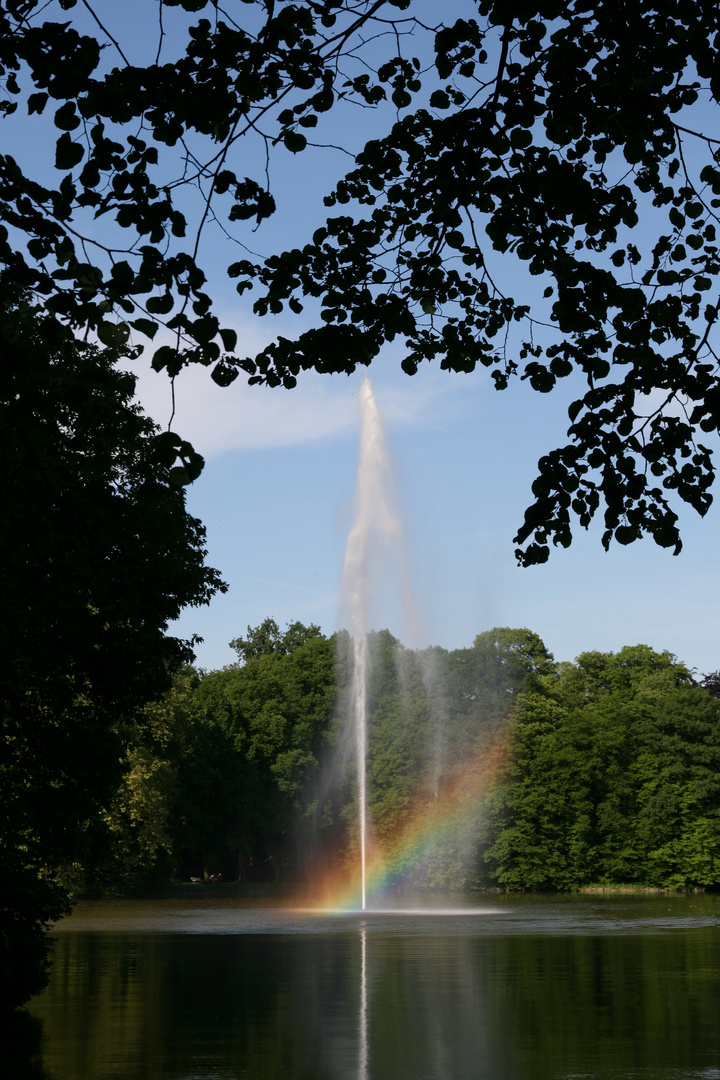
[[60, 619, 720, 901]]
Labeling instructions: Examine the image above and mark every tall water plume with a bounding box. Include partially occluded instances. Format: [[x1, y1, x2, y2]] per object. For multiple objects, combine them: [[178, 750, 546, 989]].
[[341, 378, 415, 909]]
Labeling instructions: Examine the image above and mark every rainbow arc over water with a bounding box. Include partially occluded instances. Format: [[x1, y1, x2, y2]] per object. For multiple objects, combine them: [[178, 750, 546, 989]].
[[317, 728, 511, 911]]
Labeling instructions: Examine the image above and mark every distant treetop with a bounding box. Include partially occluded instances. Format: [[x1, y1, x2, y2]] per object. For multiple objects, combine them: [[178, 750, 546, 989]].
[[230, 617, 324, 663]]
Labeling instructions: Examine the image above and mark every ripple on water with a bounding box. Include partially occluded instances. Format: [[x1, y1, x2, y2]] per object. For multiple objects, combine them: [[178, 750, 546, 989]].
[[51, 894, 720, 937]]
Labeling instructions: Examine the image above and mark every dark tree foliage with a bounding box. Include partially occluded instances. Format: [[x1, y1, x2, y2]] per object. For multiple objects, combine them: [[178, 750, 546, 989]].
[[188, 621, 337, 879], [255, 1, 720, 565], [63, 626, 341, 889], [57, 669, 206, 897], [0, 287, 224, 1008], [2, 2, 720, 557], [700, 670, 720, 699], [486, 646, 720, 890]]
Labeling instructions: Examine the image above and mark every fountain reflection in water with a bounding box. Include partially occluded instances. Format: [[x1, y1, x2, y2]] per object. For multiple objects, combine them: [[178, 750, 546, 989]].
[[359, 923, 368, 1080], [341, 378, 416, 911]]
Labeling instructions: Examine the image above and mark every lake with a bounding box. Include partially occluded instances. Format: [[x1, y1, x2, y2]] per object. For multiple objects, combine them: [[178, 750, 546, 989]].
[[18, 894, 720, 1079]]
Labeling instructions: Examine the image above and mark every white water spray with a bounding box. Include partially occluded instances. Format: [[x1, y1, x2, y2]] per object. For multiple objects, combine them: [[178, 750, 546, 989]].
[[341, 378, 416, 910]]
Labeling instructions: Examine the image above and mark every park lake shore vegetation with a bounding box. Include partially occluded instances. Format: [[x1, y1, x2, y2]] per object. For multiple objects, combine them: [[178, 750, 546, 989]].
[[57, 619, 720, 902]]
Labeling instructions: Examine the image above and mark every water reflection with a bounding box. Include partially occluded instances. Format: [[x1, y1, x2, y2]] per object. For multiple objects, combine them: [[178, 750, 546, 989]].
[[21, 896, 720, 1080], [359, 923, 367, 1080]]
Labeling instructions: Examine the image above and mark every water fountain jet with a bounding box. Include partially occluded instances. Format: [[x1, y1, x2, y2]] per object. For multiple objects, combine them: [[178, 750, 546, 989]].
[[341, 378, 414, 910], [336, 379, 499, 916]]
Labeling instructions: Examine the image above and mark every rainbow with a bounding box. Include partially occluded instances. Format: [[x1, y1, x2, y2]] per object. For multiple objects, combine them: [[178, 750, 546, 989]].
[[317, 727, 511, 910]]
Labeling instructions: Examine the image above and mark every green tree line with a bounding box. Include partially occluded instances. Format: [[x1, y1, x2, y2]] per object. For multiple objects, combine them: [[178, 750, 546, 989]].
[[65, 619, 720, 898]]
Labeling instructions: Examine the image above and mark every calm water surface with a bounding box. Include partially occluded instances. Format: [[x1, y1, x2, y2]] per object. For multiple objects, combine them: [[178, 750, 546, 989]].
[[21, 895, 720, 1080]]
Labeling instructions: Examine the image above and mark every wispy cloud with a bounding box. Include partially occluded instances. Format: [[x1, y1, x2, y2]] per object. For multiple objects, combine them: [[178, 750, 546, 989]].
[[127, 318, 488, 457]]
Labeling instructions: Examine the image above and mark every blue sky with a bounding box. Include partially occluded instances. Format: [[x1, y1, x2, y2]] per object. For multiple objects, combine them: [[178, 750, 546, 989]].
[[119, 0, 720, 677], [131, 336, 720, 676], [14, 1, 720, 676]]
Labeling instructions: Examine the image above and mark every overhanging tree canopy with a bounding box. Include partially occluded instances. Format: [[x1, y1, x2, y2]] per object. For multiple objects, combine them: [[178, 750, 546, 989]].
[[3, 0, 720, 561]]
